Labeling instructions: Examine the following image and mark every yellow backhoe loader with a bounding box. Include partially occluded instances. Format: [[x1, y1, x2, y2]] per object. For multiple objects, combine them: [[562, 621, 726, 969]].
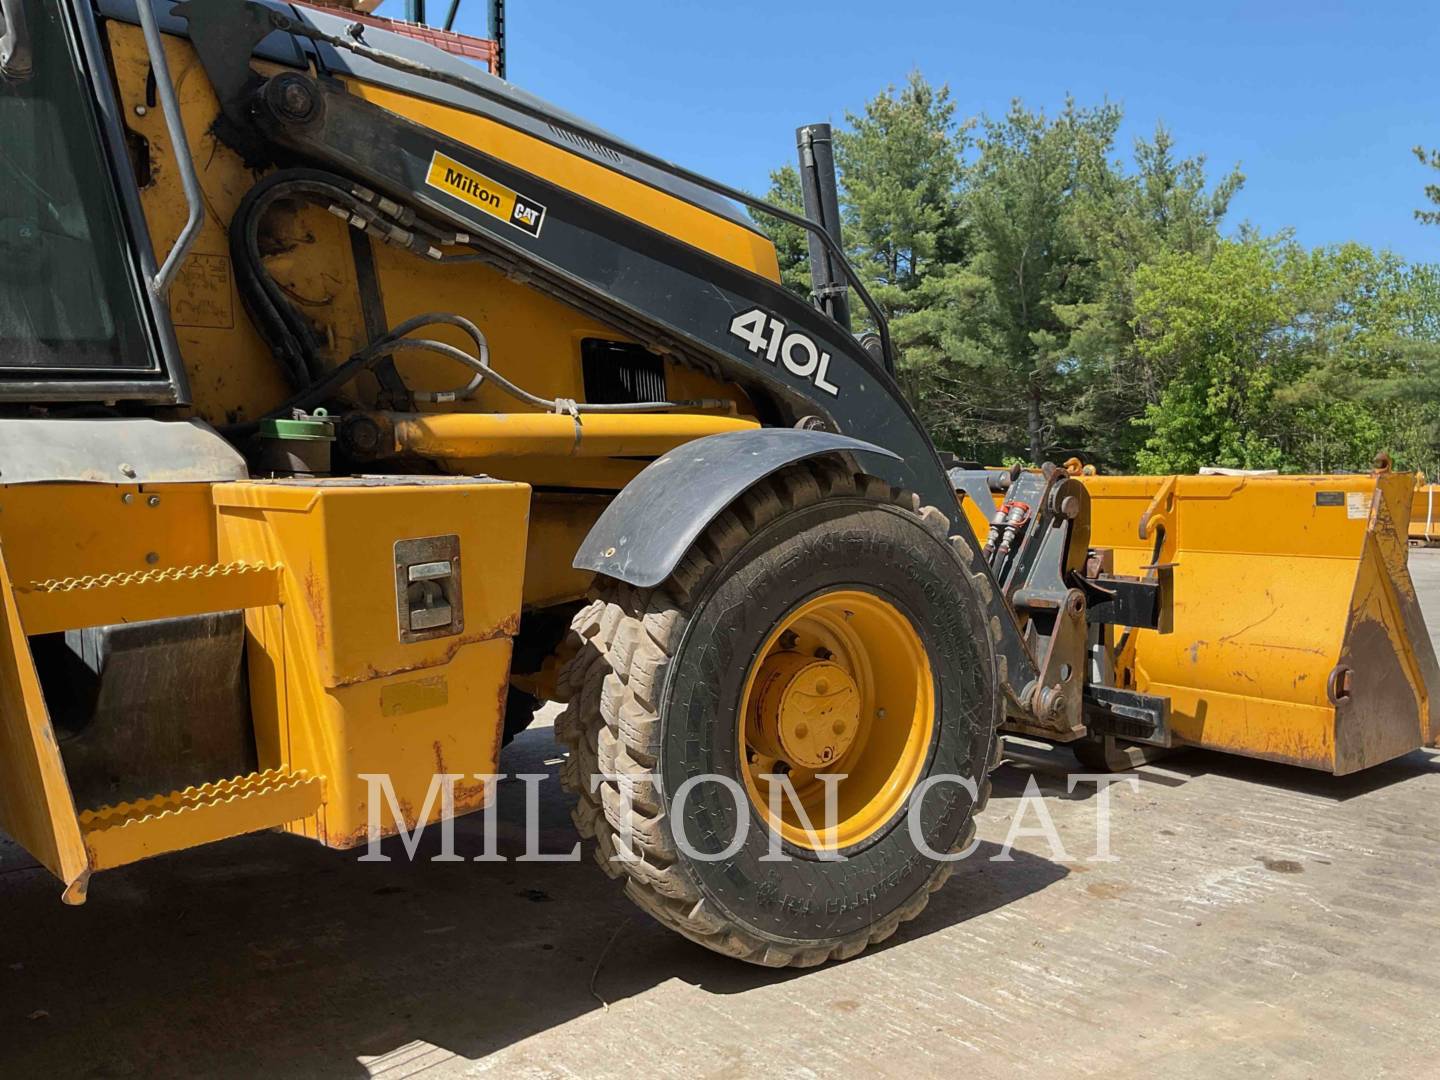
[[0, 0, 1435, 968]]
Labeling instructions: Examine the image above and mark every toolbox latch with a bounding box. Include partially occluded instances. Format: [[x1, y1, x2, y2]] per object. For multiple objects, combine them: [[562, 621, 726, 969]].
[[394, 534, 463, 643]]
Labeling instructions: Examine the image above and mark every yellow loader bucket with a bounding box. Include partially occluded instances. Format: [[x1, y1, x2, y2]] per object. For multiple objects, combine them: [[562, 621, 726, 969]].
[[1082, 472, 1440, 773], [1410, 483, 1440, 546]]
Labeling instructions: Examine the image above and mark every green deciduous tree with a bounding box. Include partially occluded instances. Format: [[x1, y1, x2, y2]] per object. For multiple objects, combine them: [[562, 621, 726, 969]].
[[1133, 239, 1440, 473], [1131, 238, 1296, 472]]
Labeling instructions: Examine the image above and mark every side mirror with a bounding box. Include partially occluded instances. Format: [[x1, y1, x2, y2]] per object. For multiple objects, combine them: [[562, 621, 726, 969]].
[[1, 0, 33, 82]]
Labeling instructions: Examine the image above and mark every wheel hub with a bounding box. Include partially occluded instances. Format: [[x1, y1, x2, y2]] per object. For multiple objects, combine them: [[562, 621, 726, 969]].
[[749, 653, 860, 768], [739, 588, 934, 852]]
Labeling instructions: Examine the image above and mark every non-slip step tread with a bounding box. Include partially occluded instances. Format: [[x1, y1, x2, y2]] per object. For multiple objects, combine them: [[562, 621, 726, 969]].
[[79, 767, 323, 871], [25, 560, 280, 594], [79, 767, 316, 829], [15, 561, 283, 635]]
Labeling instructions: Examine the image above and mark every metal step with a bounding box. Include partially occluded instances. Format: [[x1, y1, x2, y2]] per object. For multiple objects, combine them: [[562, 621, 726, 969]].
[[79, 768, 323, 872], [13, 560, 282, 636]]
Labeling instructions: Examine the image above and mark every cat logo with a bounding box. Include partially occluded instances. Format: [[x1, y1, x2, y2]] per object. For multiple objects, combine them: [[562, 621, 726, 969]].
[[425, 151, 547, 238], [510, 199, 544, 234]]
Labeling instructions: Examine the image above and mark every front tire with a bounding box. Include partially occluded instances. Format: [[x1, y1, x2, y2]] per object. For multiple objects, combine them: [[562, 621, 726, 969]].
[[556, 460, 1001, 966]]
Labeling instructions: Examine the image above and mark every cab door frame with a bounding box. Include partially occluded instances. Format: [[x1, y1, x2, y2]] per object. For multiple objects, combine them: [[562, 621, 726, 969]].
[[0, 0, 189, 405]]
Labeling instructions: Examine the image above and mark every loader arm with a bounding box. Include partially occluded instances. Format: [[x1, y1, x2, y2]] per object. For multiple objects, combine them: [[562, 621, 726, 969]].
[[170, 0, 1052, 706]]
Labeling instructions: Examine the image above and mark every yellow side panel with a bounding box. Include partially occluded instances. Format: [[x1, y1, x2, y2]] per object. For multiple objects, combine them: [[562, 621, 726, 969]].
[[309, 641, 515, 848], [522, 493, 608, 609], [0, 483, 221, 586], [0, 540, 88, 895]]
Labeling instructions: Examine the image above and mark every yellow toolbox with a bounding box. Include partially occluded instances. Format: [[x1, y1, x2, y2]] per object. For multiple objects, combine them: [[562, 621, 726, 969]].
[[215, 476, 531, 846]]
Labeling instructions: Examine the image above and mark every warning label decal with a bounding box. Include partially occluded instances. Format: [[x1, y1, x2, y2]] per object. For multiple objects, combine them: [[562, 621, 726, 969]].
[[1346, 491, 1372, 520]]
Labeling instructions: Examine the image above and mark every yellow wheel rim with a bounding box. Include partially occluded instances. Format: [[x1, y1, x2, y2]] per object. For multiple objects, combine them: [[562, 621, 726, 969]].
[[739, 589, 934, 852]]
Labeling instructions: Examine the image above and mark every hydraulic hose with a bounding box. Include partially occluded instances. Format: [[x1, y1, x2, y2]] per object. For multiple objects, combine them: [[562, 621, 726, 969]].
[[221, 311, 730, 440]]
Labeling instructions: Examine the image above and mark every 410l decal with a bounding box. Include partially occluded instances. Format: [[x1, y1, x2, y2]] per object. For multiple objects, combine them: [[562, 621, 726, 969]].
[[727, 308, 840, 397]]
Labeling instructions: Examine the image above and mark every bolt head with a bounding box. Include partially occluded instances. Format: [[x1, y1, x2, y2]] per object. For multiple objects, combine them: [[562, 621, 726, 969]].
[[281, 83, 309, 114], [266, 74, 321, 124]]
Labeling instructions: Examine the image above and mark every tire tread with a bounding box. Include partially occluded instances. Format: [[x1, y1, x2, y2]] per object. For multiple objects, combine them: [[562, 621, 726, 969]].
[[554, 460, 1000, 967]]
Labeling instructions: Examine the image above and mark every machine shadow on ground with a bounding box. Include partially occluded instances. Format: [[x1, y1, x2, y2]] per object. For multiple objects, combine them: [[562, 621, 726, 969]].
[[995, 736, 1440, 805], [1159, 744, 1440, 801], [0, 723, 1068, 1078]]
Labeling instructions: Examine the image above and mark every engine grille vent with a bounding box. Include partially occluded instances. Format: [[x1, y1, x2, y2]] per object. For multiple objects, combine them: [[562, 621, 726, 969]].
[[581, 339, 667, 405], [549, 123, 624, 165]]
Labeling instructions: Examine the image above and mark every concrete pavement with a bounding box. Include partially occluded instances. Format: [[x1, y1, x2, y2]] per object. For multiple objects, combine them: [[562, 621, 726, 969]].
[[4, 556, 1440, 1078]]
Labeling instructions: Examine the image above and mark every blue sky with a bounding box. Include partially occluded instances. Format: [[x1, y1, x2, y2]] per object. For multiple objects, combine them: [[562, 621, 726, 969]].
[[429, 0, 1439, 264]]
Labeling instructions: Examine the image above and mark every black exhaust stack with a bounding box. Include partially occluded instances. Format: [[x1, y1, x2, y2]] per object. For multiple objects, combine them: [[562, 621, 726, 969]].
[[795, 123, 851, 331]]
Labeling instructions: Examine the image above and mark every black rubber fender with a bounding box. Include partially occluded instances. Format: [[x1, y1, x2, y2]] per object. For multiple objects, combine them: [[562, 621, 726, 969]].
[[572, 428, 900, 588]]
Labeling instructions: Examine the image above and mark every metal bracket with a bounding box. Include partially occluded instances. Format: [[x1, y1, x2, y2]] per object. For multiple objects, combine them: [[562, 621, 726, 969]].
[[1082, 567, 1174, 632], [1084, 686, 1172, 747], [992, 467, 1091, 730]]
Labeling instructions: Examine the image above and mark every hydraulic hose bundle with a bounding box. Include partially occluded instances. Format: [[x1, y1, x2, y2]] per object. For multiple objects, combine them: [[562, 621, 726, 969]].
[[226, 168, 729, 440]]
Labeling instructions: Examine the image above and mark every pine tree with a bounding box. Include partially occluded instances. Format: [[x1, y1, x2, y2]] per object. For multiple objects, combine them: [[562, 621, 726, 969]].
[[835, 72, 968, 308], [833, 73, 970, 426], [1414, 146, 1440, 226], [750, 164, 813, 299], [963, 98, 1120, 463]]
